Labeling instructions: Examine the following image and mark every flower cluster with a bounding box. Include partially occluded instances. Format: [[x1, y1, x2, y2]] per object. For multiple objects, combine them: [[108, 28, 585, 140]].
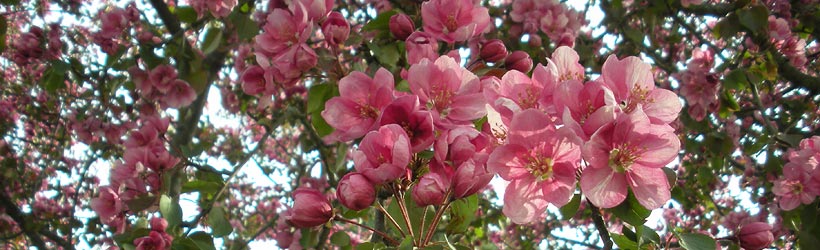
[[129, 65, 197, 109], [91, 113, 180, 231], [509, 0, 585, 46], [93, 5, 139, 55], [676, 48, 720, 121], [486, 47, 680, 223], [241, 0, 338, 91], [774, 136, 820, 210], [188, 0, 237, 19]]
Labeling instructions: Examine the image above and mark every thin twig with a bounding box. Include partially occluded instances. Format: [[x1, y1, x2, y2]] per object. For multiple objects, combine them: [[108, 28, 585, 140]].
[[589, 201, 613, 250], [335, 216, 400, 245]]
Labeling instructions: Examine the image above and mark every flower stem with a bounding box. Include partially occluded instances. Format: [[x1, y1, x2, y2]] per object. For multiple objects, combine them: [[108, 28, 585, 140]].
[[422, 198, 451, 246], [396, 190, 417, 244], [335, 216, 399, 246], [376, 201, 406, 238]]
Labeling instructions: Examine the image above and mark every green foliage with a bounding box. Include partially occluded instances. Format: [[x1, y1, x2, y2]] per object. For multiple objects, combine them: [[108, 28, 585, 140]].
[[160, 195, 183, 229], [446, 195, 478, 234], [610, 192, 651, 227], [678, 233, 717, 250], [208, 206, 233, 237]]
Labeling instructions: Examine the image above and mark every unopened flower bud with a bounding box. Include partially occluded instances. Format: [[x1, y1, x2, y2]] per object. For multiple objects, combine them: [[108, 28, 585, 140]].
[[738, 222, 774, 250], [149, 217, 168, 232], [322, 11, 350, 47], [505, 51, 533, 73], [390, 13, 415, 41], [286, 188, 333, 228], [412, 171, 450, 206], [480, 39, 507, 63], [337, 173, 376, 211]]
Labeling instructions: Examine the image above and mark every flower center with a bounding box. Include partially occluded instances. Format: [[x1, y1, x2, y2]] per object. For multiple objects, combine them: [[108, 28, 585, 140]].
[[358, 104, 379, 119], [445, 15, 459, 33], [608, 146, 637, 173], [516, 87, 539, 110], [526, 155, 554, 181]]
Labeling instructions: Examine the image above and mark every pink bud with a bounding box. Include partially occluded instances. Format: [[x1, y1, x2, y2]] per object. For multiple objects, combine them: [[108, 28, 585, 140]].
[[405, 31, 439, 65], [480, 39, 507, 63], [322, 11, 350, 47], [738, 222, 774, 250], [452, 159, 493, 198], [412, 171, 450, 206], [149, 217, 168, 232], [390, 13, 415, 41], [286, 188, 333, 228], [337, 173, 376, 211], [505, 51, 533, 73]]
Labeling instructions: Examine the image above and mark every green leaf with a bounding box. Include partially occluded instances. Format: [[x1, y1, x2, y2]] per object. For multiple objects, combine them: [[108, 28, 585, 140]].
[[738, 5, 769, 34], [679, 233, 716, 250], [610, 191, 651, 227], [639, 225, 661, 245], [307, 83, 338, 114], [311, 112, 334, 137], [611, 233, 639, 250], [175, 6, 198, 24], [228, 11, 260, 41], [189, 232, 217, 250], [42, 60, 70, 93], [125, 194, 156, 213], [201, 27, 223, 55], [0, 15, 7, 52], [331, 231, 351, 246], [713, 14, 740, 39], [723, 69, 750, 91], [182, 181, 223, 194], [662, 167, 677, 188], [367, 42, 400, 69], [160, 195, 183, 228], [361, 10, 398, 32], [398, 236, 414, 250], [447, 195, 478, 233], [355, 242, 375, 250], [559, 193, 582, 219], [208, 206, 233, 237]]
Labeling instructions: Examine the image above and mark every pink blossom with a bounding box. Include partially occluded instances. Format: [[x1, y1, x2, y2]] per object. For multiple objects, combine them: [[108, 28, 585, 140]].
[[286, 188, 333, 228], [98, 7, 131, 38], [353, 124, 411, 184], [378, 95, 435, 153], [504, 51, 533, 73], [240, 65, 275, 96], [408, 56, 486, 128], [390, 13, 415, 41], [150, 217, 168, 232], [453, 158, 493, 198], [90, 186, 123, 225], [405, 31, 440, 65], [772, 165, 815, 210], [738, 222, 774, 250], [480, 39, 507, 63], [554, 80, 617, 140], [420, 0, 491, 43], [160, 79, 197, 108], [322, 11, 350, 47], [190, 0, 237, 18], [485, 68, 549, 125], [412, 171, 451, 206], [133, 231, 172, 250], [580, 108, 679, 209], [509, 0, 585, 42], [292, 0, 333, 22], [676, 48, 719, 122], [267, 44, 318, 86], [768, 16, 791, 40], [255, 7, 312, 61], [322, 68, 395, 143], [600, 54, 681, 124], [487, 109, 582, 224], [337, 173, 376, 211]]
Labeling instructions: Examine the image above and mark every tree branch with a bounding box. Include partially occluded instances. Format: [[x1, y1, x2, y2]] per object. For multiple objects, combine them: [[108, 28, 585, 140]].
[[589, 201, 613, 250]]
